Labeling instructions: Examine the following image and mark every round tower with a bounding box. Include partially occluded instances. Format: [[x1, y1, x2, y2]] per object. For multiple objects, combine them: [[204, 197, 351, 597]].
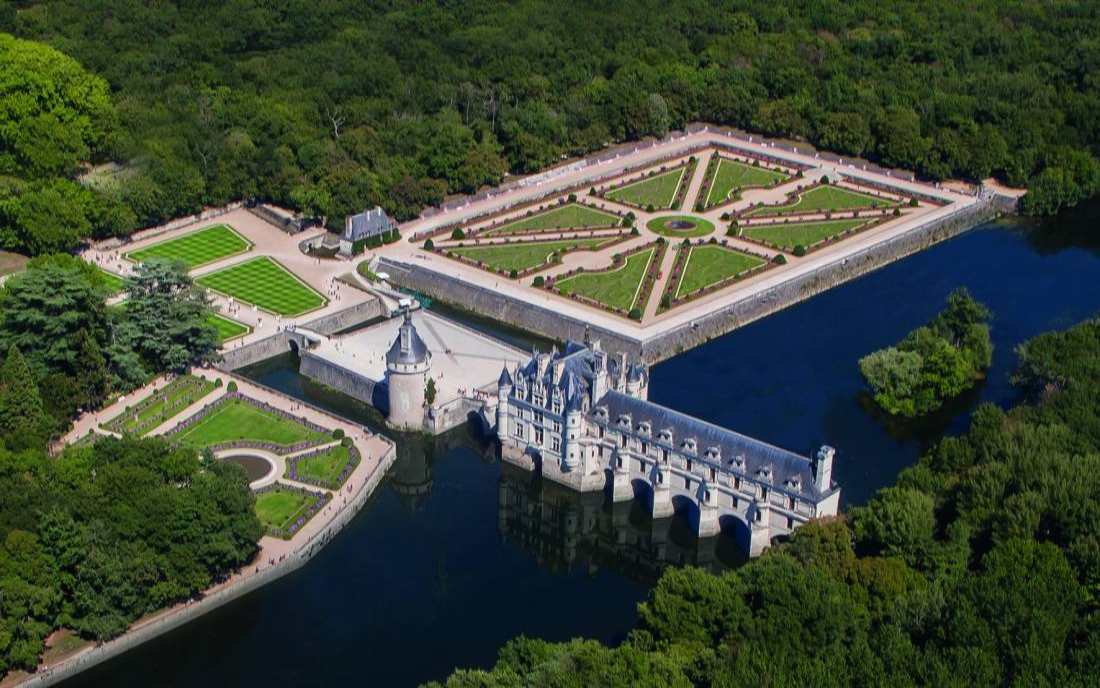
[[386, 311, 431, 431]]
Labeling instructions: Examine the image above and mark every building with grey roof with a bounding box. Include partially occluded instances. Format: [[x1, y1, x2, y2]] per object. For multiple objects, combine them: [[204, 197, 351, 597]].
[[495, 337, 839, 555], [341, 206, 396, 256]]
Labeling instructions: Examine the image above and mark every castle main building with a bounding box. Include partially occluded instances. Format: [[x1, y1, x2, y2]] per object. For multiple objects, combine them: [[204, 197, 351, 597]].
[[496, 338, 840, 555]]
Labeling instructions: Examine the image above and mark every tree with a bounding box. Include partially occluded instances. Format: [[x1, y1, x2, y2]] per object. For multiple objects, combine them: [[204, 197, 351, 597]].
[[121, 259, 219, 372], [0, 346, 52, 450], [424, 377, 437, 406], [851, 487, 936, 566]]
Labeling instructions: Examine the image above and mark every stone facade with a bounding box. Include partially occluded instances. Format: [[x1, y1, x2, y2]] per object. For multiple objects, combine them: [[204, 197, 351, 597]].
[[496, 339, 839, 555], [385, 311, 431, 430]]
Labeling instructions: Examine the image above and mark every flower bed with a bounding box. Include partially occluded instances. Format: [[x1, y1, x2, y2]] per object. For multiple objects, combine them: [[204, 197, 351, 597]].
[[104, 375, 217, 436], [254, 482, 331, 540]]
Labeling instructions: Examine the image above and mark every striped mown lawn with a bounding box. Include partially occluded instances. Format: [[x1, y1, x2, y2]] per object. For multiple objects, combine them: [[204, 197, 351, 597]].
[[95, 266, 126, 295], [742, 218, 871, 250], [606, 167, 685, 209], [208, 313, 251, 342], [676, 244, 765, 297], [196, 257, 326, 316], [126, 224, 252, 269], [556, 246, 655, 312], [486, 204, 621, 235]]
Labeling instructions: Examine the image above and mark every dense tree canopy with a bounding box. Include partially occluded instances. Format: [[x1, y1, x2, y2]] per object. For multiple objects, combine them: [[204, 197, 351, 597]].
[[859, 288, 993, 417], [0, 436, 261, 674], [0, 0, 1097, 257], [429, 316, 1100, 687]]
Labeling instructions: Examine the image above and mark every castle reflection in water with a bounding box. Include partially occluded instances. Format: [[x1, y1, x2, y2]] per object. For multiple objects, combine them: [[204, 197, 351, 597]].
[[385, 423, 745, 582]]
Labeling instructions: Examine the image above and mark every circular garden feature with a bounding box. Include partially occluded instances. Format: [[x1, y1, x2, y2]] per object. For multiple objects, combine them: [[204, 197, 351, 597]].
[[220, 454, 276, 483], [647, 215, 715, 238]]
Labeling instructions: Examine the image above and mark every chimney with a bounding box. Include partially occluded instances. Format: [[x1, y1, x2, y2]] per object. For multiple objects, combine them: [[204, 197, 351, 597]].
[[814, 446, 835, 492]]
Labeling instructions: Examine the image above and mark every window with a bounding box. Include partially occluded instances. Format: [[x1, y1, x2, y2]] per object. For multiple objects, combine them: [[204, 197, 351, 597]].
[[787, 517, 794, 529], [662, 449, 669, 463], [710, 467, 716, 481], [620, 434, 627, 448], [641, 441, 648, 454], [734, 477, 741, 490], [686, 459, 693, 472], [534, 411, 544, 425], [514, 423, 525, 439], [552, 437, 560, 453], [788, 496, 796, 509], [534, 427, 543, 445]]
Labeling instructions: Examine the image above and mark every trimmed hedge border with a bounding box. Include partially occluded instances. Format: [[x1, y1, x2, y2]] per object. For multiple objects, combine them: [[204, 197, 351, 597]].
[[433, 232, 632, 280], [255, 482, 332, 540], [658, 240, 776, 313], [163, 392, 331, 455], [285, 444, 361, 490]]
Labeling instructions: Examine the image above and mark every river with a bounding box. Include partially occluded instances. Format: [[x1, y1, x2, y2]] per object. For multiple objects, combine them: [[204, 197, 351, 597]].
[[67, 205, 1100, 687]]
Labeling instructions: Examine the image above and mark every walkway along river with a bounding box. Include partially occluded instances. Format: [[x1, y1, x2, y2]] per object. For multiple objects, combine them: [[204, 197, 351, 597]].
[[64, 205, 1100, 687]]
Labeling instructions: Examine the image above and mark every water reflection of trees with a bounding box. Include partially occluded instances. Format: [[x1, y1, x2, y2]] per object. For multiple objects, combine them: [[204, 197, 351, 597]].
[[497, 464, 746, 586]]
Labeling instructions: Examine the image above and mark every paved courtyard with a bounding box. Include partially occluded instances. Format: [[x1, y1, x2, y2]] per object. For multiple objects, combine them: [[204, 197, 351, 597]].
[[309, 309, 528, 405]]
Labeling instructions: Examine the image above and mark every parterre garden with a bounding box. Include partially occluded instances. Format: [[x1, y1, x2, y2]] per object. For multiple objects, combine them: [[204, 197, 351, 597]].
[[446, 235, 620, 274], [745, 184, 892, 217], [553, 244, 658, 315], [196, 256, 327, 316], [739, 217, 874, 252], [604, 166, 687, 209], [673, 244, 766, 299], [702, 157, 789, 208], [173, 396, 328, 450], [125, 224, 252, 269], [484, 203, 621, 235], [254, 484, 329, 539], [104, 374, 216, 436]]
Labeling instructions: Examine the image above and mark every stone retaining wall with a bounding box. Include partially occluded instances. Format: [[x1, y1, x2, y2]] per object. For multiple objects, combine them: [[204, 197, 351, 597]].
[[302, 297, 386, 335], [299, 352, 380, 407], [383, 198, 1004, 365], [17, 441, 397, 688]]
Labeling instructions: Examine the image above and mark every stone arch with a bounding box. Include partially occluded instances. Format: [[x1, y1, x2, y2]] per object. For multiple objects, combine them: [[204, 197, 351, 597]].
[[631, 477, 653, 507], [671, 494, 700, 533], [719, 513, 752, 551]]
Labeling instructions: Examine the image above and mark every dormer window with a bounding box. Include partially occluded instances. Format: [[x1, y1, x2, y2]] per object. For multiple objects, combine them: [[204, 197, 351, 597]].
[[637, 422, 651, 436], [680, 438, 697, 455]]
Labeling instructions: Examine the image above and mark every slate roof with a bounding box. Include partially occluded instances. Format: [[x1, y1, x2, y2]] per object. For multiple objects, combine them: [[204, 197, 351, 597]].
[[596, 390, 827, 497], [345, 206, 393, 241], [386, 313, 429, 366]]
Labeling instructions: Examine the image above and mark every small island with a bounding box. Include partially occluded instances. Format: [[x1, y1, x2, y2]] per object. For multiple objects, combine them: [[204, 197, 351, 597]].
[[859, 288, 993, 418]]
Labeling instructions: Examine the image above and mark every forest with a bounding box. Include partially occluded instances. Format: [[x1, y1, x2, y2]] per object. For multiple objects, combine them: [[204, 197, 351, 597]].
[[428, 315, 1100, 686], [3, 1, 1100, 256]]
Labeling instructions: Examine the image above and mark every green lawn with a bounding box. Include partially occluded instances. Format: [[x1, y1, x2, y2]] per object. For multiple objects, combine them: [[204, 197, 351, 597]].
[[705, 158, 788, 207], [556, 246, 655, 312], [606, 167, 685, 209], [742, 218, 871, 250], [95, 266, 127, 295], [647, 215, 716, 238], [208, 313, 251, 343], [175, 397, 328, 449], [126, 224, 252, 269], [747, 185, 890, 217], [289, 444, 354, 486], [449, 236, 616, 273], [255, 488, 315, 532], [105, 375, 216, 435], [196, 257, 327, 316], [676, 245, 766, 297], [0, 251, 28, 276], [486, 204, 621, 235]]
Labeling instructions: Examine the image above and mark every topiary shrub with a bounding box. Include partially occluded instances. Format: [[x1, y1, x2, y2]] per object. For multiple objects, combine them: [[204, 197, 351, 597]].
[[773, 254, 787, 265], [533, 276, 545, 287], [333, 428, 345, 439], [451, 228, 465, 240], [214, 378, 223, 388], [628, 307, 642, 320], [793, 245, 807, 257], [424, 238, 435, 250], [341, 437, 353, 448], [720, 212, 730, 221], [630, 227, 640, 236], [227, 381, 238, 393], [893, 207, 902, 216], [909, 198, 919, 207], [646, 204, 655, 213], [567, 193, 577, 203], [821, 175, 830, 185], [509, 269, 518, 279]]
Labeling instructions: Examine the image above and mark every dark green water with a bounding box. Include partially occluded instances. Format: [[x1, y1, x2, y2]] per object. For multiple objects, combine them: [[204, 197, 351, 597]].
[[67, 204, 1100, 687]]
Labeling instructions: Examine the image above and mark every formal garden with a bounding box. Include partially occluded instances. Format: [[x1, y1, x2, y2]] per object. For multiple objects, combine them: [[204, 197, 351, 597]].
[[551, 242, 663, 318], [195, 256, 327, 316], [95, 266, 127, 295], [699, 157, 790, 209], [745, 183, 894, 217], [603, 164, 689, 210], [483, 202, 623, 236], [647, 215, 716, 238], [104, 374, 217, 436], [207, 312, 251, 342], [739, 217, 878, 253], [170, 394, 329, 451], [673, 243, 767, 299], [444, 234, 623, 275], [125, 224, 252, 269], [285, 441, 360, 489], [254, 483, 331, 539]]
